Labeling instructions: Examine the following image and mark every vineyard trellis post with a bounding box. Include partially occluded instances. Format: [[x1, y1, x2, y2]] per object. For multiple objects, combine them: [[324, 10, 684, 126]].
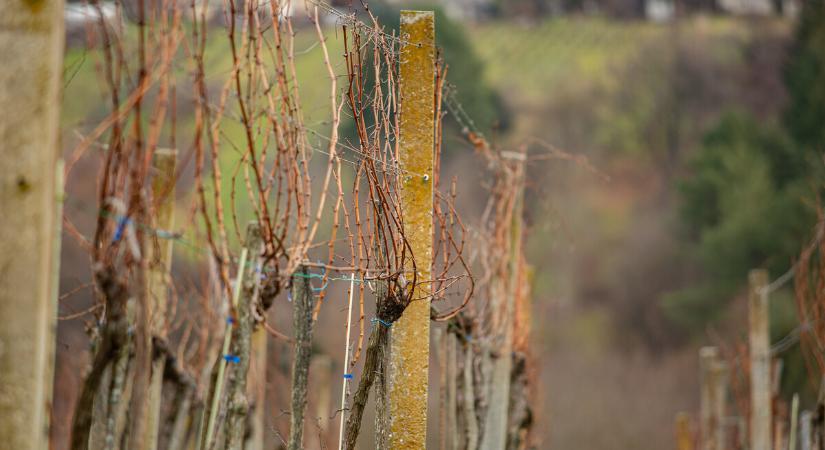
[[0, 0, 64, 448], [481, 151, 527, 450], [142, 148, 177, 450], [749, 268, 771, 450], [675, 412, 693, 450], [288, 266, 314, 450], [699, 346, 728, 450], [710, 360, 728, 450], [224, 221, 263, 450], [388, 10, 435, 449], [700, 346, 718, 450]]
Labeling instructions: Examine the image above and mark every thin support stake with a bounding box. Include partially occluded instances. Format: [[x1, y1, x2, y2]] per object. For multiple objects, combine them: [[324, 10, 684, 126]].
[[790, 393, 800, 450], [199, 247, 249, 450], [337, 274, 356, 450]]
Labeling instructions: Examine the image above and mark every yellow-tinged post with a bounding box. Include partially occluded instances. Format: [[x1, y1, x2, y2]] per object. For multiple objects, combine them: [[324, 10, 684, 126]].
[[675, 412, 693, 450], [388, 10, 435, 449]]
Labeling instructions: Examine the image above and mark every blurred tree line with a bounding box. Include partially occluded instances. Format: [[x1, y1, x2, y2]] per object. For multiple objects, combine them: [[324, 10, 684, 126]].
[[342, 2, 507, 145], [667, 0, 825, 334]]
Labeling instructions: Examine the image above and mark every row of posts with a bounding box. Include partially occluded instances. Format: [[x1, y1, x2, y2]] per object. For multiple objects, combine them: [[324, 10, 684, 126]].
[[678, 269, 816, 450]]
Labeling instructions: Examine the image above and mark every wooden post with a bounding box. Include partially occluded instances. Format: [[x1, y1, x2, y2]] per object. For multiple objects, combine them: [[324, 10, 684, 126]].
[[143, 149, 177, 450], [0, 0, 64, 448], [750, 269, 771, 450], [388, 10, 435, 450]]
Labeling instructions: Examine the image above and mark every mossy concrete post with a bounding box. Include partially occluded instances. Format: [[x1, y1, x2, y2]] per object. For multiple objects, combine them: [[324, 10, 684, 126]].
[[0, 0, 64, 448], [388, 10, 435, 450], [749, 269, 770, 450], [142, 149, 177, 450]]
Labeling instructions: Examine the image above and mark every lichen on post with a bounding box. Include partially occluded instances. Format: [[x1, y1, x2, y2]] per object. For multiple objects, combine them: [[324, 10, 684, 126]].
[[388, 9, 435, 450]]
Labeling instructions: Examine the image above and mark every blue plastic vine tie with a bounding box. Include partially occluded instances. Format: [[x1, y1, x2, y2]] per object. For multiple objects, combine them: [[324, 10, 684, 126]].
[[371, 318, 392, 328], [112, 216, 130, 243]]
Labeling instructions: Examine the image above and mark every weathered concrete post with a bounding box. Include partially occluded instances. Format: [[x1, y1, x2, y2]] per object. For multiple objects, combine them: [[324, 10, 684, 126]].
[[710, 360, 728, 450], [481, 153, 527, 450], [700, 347, 728, 450], [288, 266, 314, 450], [749, 269, 771, 450], [700, 347, 718, 450], [0, 0, 64, 448], [142, 149, 177, 450], [388, 9, 435, 450]]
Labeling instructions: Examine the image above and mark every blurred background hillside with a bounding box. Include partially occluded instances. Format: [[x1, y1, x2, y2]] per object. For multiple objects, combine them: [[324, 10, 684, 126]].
[[56, 0, 825, 448]]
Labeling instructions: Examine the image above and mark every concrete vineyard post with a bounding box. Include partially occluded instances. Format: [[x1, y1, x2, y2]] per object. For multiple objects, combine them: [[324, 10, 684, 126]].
[[749, 269, 770, 450], [142, 149, 177, 450], [0, 0, 64, 447], [388, 9, 435, 450]]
